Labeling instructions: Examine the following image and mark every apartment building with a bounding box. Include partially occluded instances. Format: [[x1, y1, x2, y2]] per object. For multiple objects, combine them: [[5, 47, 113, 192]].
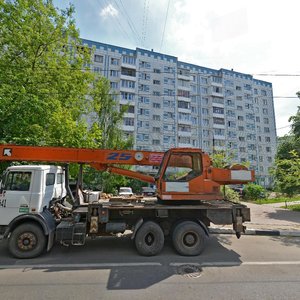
[[82, 39, 276, 187]]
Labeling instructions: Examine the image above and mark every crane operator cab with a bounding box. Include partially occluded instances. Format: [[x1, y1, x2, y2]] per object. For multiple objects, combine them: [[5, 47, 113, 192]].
[[155, 148, 222, 202]]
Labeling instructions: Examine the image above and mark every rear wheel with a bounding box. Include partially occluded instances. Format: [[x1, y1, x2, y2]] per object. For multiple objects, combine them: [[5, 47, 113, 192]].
[[8, 223, 46, 259], [135, 221, 164, 256], [172, 221, 207, 256]]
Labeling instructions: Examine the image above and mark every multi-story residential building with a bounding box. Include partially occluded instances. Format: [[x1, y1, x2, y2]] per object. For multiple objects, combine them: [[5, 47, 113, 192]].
[[83, 39, 276, 187]]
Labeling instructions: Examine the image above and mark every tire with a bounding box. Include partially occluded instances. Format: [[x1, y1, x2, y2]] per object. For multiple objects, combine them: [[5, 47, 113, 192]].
[[172, 221, 207, 256], [8, 223, 46, 259], [135, 221, 164, 256]]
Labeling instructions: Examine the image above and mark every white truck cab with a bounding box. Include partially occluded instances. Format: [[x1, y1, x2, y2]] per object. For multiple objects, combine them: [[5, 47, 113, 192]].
[[0, 165, 67, 258], [0, 165, 66, 225]]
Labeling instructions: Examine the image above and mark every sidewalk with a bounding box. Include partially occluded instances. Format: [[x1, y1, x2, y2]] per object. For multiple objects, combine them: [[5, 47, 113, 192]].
[[210, 201, 300, 237]]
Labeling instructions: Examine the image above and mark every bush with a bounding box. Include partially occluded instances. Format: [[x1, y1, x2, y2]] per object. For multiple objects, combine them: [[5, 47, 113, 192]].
[[221, 186, 240, 203], [243, 183, 266, 201]]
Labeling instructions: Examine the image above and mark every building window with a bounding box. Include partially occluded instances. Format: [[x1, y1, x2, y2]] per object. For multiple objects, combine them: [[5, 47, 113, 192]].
[[110, 58, 119, 65], [94, 66, 101, 73], [123, 117, 134, 126], [110, 70, 118, 77], [121, 92, 135, 101], [122, 80, 135, 89], [139, 108, 150, 116], [110, 82, 118, 89], [153, 80, 160, 85], [140, 61, 151, 69], [153, 102, 161, 109], [139, 84, 149, 92], [202, 108, 209, 115], [153, 127, 161, 133], [138, 96, 150, 104], [178, 101, 190, 109], [121, 67, 136, 77], [152, 139, 160, 145], [94, 54, 103, 63], [140, 72, 150, 81], [153, 114, 161, 121], [213, 107, 224, 114], [213, 117, 225, 125], [178, 89, 190, 98], [122, 55, 136, 65]]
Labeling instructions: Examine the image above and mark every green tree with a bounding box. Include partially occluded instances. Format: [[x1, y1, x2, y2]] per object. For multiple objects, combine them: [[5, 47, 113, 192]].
[[0, 0, 96, 147], [271, 151, 300, 200], [289, 93, 300, 138], [0, 0, 133, 191], [276, 135, 300, 159]]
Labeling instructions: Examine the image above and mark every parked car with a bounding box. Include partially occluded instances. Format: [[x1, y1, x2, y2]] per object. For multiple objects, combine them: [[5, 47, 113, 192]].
[[229, 185, 245, 197], [142, 187, 156, 196], [119, 187, 133, 197]]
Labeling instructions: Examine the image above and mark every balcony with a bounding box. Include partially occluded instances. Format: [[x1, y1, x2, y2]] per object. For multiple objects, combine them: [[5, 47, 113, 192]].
[[178, 73, 192, 81], [178, 107, 191, 114], [178, 118, 192, 125], [178, 130, 192, 137], [121, 125, 134, 132]]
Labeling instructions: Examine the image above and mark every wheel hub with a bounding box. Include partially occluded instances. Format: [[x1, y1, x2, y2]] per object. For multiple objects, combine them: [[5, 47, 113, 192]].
[[17, 232, 37, 251], [145, 233, 154, 246], [183, 232, 197, 247]]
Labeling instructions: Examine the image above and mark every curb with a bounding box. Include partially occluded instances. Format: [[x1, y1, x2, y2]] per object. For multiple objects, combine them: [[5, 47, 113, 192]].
[[209, 227, 300, 237]]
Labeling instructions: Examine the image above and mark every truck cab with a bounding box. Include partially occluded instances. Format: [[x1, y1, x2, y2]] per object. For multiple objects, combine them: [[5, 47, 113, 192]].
[[0, 165, 66, 229]]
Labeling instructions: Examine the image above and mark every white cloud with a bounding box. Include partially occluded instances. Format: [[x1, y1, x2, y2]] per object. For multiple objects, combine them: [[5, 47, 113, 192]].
[[100, 4, 118, 18]]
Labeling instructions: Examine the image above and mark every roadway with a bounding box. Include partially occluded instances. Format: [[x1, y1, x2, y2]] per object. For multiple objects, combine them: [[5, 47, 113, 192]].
[[0, 234, 300, 299]]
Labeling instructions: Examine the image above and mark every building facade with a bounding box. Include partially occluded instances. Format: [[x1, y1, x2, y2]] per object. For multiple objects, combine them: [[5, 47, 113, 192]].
[[83, 39, 276, 187]]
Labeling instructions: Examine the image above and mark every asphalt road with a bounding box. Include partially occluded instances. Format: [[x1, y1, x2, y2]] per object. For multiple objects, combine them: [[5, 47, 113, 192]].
[[0, 234, 300, 300]]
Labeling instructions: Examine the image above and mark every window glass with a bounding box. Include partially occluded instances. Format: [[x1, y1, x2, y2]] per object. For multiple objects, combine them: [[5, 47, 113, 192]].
[[164, 153, 202, 182], [57, 173, 63, 184], [4, 172, 32, 191], [46, 173, 55, 186]]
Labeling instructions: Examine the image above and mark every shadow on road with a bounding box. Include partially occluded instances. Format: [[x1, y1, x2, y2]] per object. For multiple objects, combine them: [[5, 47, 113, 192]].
[[0, 235, 242, 289], [270, 236, 300, 248], [266, 209, 300, 224]]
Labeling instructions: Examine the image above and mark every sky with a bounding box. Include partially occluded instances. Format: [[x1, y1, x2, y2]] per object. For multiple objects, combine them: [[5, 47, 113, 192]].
[[54, 0, 300, 136]]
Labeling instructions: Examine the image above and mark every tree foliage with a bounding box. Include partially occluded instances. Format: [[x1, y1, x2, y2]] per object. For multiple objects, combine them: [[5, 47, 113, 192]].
[[0, 0, 132, 190], [271, 151, 300, 198], [0, 0, 98, 146], [243, 183, 265, 201]]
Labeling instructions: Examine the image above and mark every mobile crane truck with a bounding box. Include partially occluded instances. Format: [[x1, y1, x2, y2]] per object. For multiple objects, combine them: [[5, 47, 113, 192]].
[[0, 144, 254, 258]]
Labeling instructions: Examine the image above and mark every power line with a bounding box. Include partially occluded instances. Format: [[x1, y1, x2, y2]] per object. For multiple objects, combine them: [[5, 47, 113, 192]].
[[253, 73, 300, 77], [0, 87, 297, 100], [159, 0, 171, 52], [141, 0, 150, 47], [97, 0, 136, 45], [117, 0, 143, 46], [1, 64, 300, 78]]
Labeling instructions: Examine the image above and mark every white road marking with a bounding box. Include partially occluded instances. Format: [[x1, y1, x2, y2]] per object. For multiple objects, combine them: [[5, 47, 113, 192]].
[[1, 261, 300, 270]]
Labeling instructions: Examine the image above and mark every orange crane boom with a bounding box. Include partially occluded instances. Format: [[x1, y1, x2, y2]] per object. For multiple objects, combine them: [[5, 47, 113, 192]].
[[0, 144, 255, 202]]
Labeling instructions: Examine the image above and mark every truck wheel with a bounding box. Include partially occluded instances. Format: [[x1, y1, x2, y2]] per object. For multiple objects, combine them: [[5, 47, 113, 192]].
[[172, 221, 207, 256], [135, 221, 164, 256], [8, 223, 46, 259]]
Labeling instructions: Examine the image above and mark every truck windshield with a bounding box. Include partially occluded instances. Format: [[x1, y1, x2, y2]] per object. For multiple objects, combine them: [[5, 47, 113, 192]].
[[4, 171, 32, 191]]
